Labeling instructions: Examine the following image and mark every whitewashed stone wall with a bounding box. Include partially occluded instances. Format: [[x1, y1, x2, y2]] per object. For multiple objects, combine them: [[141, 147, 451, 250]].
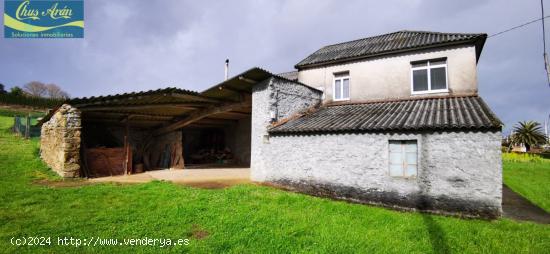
[[251, 76, 322, 180], [40, 104, 81, 177], [251, 77, 502, 218], [259, 131, 502, 218]]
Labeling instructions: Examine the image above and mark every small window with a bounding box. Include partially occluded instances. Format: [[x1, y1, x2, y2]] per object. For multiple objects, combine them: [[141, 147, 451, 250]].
[[389, 140, 417, 178], [411, 59, 448, 94], [333, 73, 350, 101]]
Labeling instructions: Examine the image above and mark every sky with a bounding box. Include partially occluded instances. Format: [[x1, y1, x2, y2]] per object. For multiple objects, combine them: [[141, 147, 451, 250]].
[[1, 0, 549, 134]]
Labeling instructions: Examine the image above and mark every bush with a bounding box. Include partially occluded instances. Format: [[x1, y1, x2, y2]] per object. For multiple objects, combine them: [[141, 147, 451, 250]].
[[0, 93, 63, 108], [502, 152, 549, 163]]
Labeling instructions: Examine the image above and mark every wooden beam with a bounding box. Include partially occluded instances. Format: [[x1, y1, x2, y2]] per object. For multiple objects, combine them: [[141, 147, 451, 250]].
[[78, 103, 208, 112], [215, 111, 251, 116], [197, 118, 238, 125], [83, 118, 167, 123], [154, 101, 249, 136], [238, 76, 258, 84], [84, 112, 174, 120], [169, 93, 223, 103], [218, 85, 250, 94]]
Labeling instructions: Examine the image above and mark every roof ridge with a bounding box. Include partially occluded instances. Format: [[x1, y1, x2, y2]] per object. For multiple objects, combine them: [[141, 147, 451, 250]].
[[398, 30, 485, 36], [318, 30, 484, 50], [295, 30, 488, 68], [317, 31, 405, 50]]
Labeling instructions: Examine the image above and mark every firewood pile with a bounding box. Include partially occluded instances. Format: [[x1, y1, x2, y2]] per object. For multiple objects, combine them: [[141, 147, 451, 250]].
[[189, 148, 234, 164]]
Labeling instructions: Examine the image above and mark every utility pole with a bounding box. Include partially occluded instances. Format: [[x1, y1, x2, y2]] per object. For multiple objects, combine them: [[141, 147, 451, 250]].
[[544, 0, 550, 86]]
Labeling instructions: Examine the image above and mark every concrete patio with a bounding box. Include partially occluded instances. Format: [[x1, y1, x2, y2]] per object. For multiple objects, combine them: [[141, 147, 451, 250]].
[[89, 167, 251, 188]]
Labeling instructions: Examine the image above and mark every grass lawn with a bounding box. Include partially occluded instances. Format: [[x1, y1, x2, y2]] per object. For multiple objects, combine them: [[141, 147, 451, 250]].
[[503, 154, 550, 212], [0, 115, 549, 253]]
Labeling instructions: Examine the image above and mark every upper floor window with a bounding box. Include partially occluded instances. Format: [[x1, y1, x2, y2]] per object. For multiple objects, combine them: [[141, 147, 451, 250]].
[[411, 59, 448, 94], [333, 72, 350, 101]]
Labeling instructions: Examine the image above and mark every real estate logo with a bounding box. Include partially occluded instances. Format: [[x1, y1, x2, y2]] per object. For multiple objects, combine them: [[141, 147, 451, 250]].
[[4, 0, 84, 38]]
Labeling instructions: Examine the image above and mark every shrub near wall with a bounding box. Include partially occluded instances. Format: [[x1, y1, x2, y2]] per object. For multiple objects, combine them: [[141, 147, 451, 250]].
[[0, 94, 64, 108], [502, 153, 549, 163]]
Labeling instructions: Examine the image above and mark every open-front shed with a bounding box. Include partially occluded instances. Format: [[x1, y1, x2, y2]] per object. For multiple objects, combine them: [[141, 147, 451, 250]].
[[39, 68, 282, 178]]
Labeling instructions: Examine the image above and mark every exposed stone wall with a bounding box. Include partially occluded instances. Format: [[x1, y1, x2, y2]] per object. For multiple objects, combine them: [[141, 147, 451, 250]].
[[258, 131, 502, 218], [251, 76, 322, 180], [40, 104, 81, 177]]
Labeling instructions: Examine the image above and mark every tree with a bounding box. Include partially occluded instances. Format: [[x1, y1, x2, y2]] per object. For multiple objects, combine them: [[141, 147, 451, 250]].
[[0, 83, 6, 94], [45, 83, 69, 99], [9, 86, 24, 96], [23, 81, 47, 97], [511, 121, 548, 151]]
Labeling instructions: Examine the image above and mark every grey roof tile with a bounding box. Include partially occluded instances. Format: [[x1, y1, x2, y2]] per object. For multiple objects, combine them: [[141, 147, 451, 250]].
[[296, 30, 487, 68], [269, 96, 502, 134]]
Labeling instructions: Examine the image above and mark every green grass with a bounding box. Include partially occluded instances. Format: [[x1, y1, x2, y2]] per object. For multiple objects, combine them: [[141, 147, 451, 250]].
[[503, 153, 550, 212], [0, 116, 548, 253]]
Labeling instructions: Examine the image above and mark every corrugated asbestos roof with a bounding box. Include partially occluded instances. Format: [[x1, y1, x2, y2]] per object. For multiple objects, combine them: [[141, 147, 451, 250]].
[[269, 96, 502, 134], [69, 87, 206, 106], [201, 67, 317, 100], [38, 67, 315, 126], [277, 71, 298, 81], [295, 30, 487, 69]]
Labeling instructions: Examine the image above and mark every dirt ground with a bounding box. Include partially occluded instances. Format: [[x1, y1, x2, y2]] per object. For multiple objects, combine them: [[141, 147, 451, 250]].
[[89, 168, 251, 189]]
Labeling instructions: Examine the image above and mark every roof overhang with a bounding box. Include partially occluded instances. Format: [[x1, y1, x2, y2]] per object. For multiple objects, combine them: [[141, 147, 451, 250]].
[[37, 67, 291, 131], [295, 34, 488, 70]]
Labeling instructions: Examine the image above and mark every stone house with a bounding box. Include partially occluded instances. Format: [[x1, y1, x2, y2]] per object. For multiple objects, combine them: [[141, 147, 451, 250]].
[[39, 30, 502, 218]]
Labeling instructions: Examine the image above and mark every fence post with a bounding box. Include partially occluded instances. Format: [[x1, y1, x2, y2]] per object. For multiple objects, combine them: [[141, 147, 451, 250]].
[[25, 114, 30, 139]]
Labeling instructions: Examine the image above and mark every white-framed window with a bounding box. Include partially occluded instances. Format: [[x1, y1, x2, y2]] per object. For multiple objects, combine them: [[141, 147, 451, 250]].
[[389, 140, 417, 178], [333, 72, 350, 101], [410, 58, 448, 94]]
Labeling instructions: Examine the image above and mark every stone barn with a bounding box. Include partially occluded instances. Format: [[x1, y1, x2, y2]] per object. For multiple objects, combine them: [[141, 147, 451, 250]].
[[38, 68, 291, 178]]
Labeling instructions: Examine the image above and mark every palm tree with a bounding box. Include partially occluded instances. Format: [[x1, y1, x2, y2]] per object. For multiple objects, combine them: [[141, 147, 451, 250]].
[[511, 121, 548, 151]]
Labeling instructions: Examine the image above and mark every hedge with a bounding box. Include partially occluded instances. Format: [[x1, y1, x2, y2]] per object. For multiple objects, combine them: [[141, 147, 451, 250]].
[[0, 94, 64, 108]]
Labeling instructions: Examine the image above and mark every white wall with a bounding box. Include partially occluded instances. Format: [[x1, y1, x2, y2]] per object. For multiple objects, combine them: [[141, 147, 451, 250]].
[[298, 45, 479, 103], [251, 77, 322, 181], [260, 131, 502, 218]]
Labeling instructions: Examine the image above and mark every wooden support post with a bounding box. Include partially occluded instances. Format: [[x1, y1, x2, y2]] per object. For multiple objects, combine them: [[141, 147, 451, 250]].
[[124, 120, 131, 175]]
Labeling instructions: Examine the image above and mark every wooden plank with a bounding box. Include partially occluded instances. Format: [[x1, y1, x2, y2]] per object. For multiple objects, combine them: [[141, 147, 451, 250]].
[[84, 112, 174, 120], [154, 101, 249, 136], [169, 93, 224, 103], [86, 147, 125, 177], [78, 103, 208, 112], [124, 121, 129, 175]]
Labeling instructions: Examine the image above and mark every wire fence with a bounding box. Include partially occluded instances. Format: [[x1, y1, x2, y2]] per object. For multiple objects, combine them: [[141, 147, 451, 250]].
[[12, 115, 41, 138]]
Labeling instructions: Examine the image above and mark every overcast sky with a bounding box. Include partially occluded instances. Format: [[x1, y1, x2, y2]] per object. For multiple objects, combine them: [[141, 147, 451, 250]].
[[1, 0, 549, 133]]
